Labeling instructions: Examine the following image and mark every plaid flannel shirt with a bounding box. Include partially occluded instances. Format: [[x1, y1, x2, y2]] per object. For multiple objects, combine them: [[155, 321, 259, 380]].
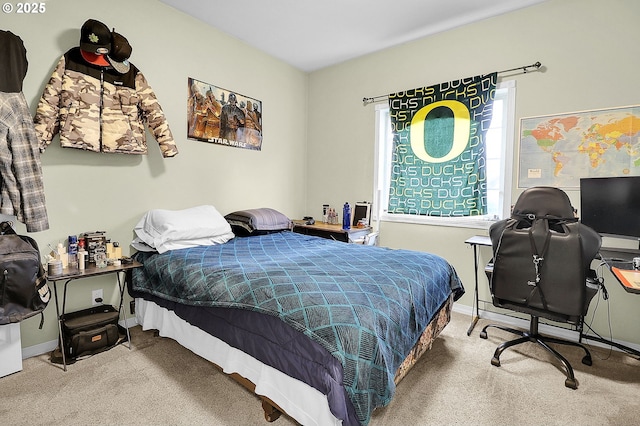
[[0, 92, 49, 232]]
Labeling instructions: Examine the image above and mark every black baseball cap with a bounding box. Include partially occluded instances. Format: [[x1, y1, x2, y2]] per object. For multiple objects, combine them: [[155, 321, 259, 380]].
[[107, 31, 132, 74], [80, 19, 111, 55]]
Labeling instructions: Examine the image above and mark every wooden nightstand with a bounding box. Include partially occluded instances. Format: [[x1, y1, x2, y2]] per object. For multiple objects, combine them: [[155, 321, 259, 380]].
[[291, 220, 372, 243]]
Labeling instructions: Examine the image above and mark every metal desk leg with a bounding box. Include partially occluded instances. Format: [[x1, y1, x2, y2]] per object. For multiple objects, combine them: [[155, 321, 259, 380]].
[[466, 244, 480, 336], [52, 281, 67, 371], [116, 272, 131, 349]]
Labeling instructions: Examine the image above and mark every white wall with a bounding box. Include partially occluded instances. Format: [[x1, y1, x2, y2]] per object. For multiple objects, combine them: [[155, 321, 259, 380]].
[[3, 0, 308, 348], [306, 0, 640, 346]]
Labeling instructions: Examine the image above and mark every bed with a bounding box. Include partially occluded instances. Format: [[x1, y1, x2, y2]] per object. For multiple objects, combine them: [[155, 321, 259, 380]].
[[127, 206, 464, 425]]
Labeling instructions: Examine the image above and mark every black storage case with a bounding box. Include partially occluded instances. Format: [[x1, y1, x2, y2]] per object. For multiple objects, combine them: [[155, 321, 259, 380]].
[[61, 304, 121, 359]]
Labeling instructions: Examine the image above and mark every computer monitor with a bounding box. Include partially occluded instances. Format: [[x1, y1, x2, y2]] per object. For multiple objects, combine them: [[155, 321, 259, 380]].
[[352, 202, 371, 227], [579, 176, 640, 240]]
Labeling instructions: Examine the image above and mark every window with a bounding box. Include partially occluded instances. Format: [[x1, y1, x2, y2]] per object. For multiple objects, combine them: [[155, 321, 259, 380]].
[[373, 80, 516, 229]]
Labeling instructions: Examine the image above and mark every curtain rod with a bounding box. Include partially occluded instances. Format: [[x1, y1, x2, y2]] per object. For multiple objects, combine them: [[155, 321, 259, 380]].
[[362, 61, 542, 105]]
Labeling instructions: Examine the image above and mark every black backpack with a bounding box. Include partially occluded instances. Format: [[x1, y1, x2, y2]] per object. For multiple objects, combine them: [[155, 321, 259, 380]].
[[0, 221, 50, 328]]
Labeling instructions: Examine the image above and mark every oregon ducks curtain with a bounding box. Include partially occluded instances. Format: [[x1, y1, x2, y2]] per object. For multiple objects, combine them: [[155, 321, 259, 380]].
[[387, 73, 497, 216]]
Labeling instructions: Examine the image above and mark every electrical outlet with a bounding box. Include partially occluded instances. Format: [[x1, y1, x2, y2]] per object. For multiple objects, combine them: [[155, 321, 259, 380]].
[[92, 289, 103, 306]]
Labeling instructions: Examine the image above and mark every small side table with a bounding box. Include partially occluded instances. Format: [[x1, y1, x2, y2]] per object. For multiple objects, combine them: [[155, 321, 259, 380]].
[[464, 235, 492, 336], [291, 220, 372, 243], [47, 260, 143, 370]]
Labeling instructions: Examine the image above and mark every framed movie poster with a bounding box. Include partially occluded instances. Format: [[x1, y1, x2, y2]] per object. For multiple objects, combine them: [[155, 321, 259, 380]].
[[187, 77, 263, 150]]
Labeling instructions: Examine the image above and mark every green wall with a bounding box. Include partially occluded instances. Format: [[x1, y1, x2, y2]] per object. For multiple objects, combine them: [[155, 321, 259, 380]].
[[3, 0, 308, 350], [4, 0, 640, 354], [305, 0, 640, 347]]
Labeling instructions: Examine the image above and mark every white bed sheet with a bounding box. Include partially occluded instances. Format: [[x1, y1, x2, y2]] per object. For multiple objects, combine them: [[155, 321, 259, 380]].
[[135, 297, 342, 426]]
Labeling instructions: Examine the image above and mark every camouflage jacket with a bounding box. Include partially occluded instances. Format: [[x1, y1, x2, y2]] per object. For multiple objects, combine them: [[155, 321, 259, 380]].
[[33, 47, 178, 157]]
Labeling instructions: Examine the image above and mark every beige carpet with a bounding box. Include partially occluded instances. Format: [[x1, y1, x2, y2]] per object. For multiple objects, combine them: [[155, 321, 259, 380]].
[[1, 311, 638, 425]]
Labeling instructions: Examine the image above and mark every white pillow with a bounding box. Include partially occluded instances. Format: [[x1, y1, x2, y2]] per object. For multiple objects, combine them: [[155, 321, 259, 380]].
[[133, 205, 234, 254]]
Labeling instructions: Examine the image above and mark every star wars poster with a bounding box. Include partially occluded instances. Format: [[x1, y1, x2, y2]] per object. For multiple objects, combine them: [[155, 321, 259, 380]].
[[187, 77, 263, 150]]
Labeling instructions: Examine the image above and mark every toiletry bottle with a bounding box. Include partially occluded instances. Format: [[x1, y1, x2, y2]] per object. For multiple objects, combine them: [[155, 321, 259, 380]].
[[68, 235, 78, 268], [57, 243, 69, 269], [77, 238, 88, 269]]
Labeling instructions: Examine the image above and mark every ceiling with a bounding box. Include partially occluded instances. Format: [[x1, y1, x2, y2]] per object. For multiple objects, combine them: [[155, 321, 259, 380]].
[[159, 0, 547, 72]]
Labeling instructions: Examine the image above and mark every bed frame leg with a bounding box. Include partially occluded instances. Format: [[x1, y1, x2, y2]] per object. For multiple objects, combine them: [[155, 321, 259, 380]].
[[261, 399, 282, 422]]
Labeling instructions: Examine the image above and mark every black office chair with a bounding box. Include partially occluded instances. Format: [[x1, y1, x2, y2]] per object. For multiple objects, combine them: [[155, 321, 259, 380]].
[[480, 186, 602, 389]]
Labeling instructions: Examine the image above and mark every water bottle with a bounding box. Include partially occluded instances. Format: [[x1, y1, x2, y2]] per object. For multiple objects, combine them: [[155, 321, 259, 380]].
[[342, 202, 351, 230]]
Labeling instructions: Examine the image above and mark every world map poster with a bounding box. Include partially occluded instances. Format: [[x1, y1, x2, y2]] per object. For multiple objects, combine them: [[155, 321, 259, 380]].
[[518, 105, 640, 188]]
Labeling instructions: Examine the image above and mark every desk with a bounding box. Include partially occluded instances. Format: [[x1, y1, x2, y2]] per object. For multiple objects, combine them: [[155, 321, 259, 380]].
[[464, 235, 492, 336], [598, 247, 640, 294], [464, 237, 640, 356], [292, 220, 372, 243], [578, 249, 640, 357], [47, 261, 143, 370]]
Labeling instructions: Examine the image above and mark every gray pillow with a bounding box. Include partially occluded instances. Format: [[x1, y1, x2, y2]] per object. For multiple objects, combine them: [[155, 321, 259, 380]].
[[225, 208, 291, 236]]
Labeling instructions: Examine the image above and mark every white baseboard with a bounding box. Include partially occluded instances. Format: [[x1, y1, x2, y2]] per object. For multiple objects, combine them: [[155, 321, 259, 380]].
[[22, 339, 58, 360], [453, 303, 640, 354], [22, 306, 639, 359]]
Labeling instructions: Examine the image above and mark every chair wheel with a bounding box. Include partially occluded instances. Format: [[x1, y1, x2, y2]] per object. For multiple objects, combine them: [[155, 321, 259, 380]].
[[582, 355, 592, 366], [479, 331, 487, 339], [491, 357, 501, 367], [565, 377, 578, 389]]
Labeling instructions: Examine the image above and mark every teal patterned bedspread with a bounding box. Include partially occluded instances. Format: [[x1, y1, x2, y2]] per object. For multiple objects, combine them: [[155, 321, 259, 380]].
[[131, 231, 463, 425]]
